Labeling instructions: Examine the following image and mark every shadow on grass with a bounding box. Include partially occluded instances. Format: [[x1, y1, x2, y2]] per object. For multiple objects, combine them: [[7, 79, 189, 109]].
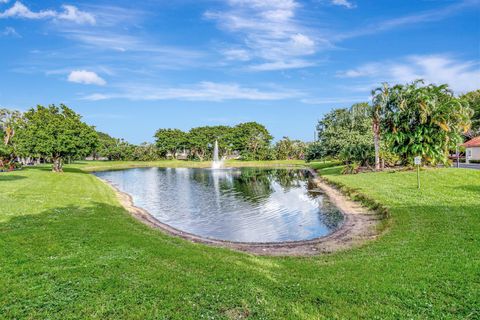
[[0, 174, 27, 181], [1, 200, 479, 319], [457, 184, 480, 193], [24, 165, 87, 174]]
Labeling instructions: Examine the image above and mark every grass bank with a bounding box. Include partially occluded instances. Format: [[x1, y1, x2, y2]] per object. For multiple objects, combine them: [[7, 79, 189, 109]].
[[75, 159, 306, 172], [0, 162, 478, 319]]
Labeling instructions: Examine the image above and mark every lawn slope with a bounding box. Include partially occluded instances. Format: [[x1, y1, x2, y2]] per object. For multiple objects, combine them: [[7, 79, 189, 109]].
[[0, 164, 479, 319]]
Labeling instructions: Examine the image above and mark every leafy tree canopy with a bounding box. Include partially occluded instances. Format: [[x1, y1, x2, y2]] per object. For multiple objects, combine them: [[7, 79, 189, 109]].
[[382, 80, 473, 165], [315, 103, 373, 159], [16, 104, 98, 172], [460, 89, 480, 137]]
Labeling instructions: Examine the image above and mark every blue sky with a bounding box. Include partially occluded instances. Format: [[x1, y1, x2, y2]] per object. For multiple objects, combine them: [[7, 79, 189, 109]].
[[1, 0, 479, 143]]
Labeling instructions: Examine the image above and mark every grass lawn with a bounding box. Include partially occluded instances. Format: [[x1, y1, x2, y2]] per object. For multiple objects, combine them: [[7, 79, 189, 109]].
[[74, 159, 306, 172], [0, 162, 479, 319]]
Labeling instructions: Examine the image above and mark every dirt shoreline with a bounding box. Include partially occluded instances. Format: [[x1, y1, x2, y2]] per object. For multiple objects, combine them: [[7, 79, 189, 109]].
[[95, 169, 381, 256]]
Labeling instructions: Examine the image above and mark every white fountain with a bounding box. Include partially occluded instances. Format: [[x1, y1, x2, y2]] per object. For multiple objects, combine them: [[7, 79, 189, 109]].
[[211, 140, 224, 169]]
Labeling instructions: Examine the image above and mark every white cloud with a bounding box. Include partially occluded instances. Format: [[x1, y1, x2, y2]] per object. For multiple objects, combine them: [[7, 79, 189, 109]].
[[68, 70, 106, 86], [0, 2, 55, 19], [0, 0, 10, 4], [57, 5, 95, 25], [336, 0, 476, 40], [222, 48, 251, 61], [206, 0, 320, 70], [338, 55, 480, 94], [249, 59, 315, 71], [331, 0, 355, 9], [1, 26, 19, 37], [0, 1, 95, 25], [82, 81, 301, 101], [300, 97, 367, 104]]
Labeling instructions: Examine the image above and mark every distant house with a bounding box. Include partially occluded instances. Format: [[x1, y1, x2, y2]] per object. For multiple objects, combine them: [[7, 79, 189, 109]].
[[463, 136, 480, 163], [85, 156, 109, 161]]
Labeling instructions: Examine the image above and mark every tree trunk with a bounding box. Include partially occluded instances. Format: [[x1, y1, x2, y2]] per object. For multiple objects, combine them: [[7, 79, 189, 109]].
[[52, 157, 63, 172], [373, 120, 381, 171]]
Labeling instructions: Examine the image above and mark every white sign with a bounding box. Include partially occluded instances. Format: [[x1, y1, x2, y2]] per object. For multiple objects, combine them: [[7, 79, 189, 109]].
[[414, 156, 421, 165]]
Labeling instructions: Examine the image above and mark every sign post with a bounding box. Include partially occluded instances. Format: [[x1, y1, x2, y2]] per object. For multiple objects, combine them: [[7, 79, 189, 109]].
[[414, 156, 421, 189]]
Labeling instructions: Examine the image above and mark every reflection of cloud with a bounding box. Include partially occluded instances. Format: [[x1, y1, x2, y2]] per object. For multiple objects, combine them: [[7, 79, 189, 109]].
[[95, 168, 341, 242]]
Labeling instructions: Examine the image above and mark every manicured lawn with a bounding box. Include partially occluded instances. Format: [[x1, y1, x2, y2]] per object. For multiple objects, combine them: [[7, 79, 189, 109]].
[[74, 159, 306, 172], [0, 162, 479, 319]]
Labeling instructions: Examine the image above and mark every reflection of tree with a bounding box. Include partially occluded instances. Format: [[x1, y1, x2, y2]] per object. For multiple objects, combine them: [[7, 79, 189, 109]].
[[189, 168, 320, 206], [231, 168, 273, 203], [318, 204, 344, 230], [190, 169, 210, 185], [272, 169, 305, 191]]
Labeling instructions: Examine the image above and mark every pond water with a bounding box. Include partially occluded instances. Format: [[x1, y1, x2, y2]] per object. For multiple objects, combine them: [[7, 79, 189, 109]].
[[94, 167, 344, 243]]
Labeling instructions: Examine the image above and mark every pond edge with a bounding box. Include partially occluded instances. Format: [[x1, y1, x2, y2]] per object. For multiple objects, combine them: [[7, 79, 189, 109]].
[[94, 168, 382, 256]]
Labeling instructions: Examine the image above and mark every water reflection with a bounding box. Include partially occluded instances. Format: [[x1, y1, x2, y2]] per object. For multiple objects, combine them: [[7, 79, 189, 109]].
[[94, 167, 344, 242]]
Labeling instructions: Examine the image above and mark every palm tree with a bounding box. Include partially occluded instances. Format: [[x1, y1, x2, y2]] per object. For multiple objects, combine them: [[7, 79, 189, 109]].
[[381, 80, 472, 165], [371, 83, 389, 170], [0, 109, 21, 146]]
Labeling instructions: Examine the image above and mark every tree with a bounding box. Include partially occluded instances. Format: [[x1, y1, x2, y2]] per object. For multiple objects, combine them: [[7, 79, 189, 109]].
[[154, 129, 187, 159], [233, 122, 273, 160], [371, 84, 389, 170], [275, 137, 307, 160], [186, 125, 233, 160], [132, 143, 161, 161], [460, 89, 480, 137], [315, 105, 373, 159], [16, 105, 98, 172], [382, 80, 473, 165], [0, 108, 22, 168]]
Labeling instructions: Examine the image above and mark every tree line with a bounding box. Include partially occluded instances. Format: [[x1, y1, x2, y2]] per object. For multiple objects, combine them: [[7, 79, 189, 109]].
[[153, 123, 306, 161], [306, 81, 479, 172], [0, 105, 308, 172]]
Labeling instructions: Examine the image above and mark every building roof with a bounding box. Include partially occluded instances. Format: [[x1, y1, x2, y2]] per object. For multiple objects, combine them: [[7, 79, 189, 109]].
[[463, 136, 480, 148]]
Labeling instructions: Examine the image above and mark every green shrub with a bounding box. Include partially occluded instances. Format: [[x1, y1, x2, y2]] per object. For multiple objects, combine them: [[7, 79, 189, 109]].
[[340, 143, 374, 167], [341, 162, 360, 174]]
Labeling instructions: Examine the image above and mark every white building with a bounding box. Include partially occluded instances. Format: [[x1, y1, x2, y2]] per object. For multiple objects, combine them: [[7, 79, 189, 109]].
[[463, 136, 480, 163]]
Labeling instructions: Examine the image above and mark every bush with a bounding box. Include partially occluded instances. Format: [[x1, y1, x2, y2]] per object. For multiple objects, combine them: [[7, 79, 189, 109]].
[[305, 142, 326, 161], [342, 162, 360, 174], [339, 143, 374, 167], [470, 160, 480, 164]]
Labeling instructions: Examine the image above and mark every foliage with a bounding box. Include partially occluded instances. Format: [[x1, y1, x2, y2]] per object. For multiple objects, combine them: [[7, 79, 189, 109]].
[[154, 129, 188, 158], [186, 125, 233, 160], [274, 137, 307, 160], [341, 162, 360, 174], [132, 143, 161, 161], [153, 122, 274, 161], [315, 103, 373, 159], [339, 143, 374, 167], [15, 105, 98, 172], [381, 80, 473, 166], [0, 108, 22, 168], [460, 89, 480, 137], [304, 141, 325, 161], [379, 149, 400, 167], [232, 122, 273, 160]]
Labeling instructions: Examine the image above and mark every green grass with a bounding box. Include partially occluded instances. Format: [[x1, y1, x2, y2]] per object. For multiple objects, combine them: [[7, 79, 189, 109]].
[[0, 162, 479, 319], [75, 159, 306, 172]]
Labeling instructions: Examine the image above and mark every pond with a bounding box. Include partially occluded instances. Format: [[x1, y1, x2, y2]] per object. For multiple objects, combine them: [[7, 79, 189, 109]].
[[94, 167, 344, 243]]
